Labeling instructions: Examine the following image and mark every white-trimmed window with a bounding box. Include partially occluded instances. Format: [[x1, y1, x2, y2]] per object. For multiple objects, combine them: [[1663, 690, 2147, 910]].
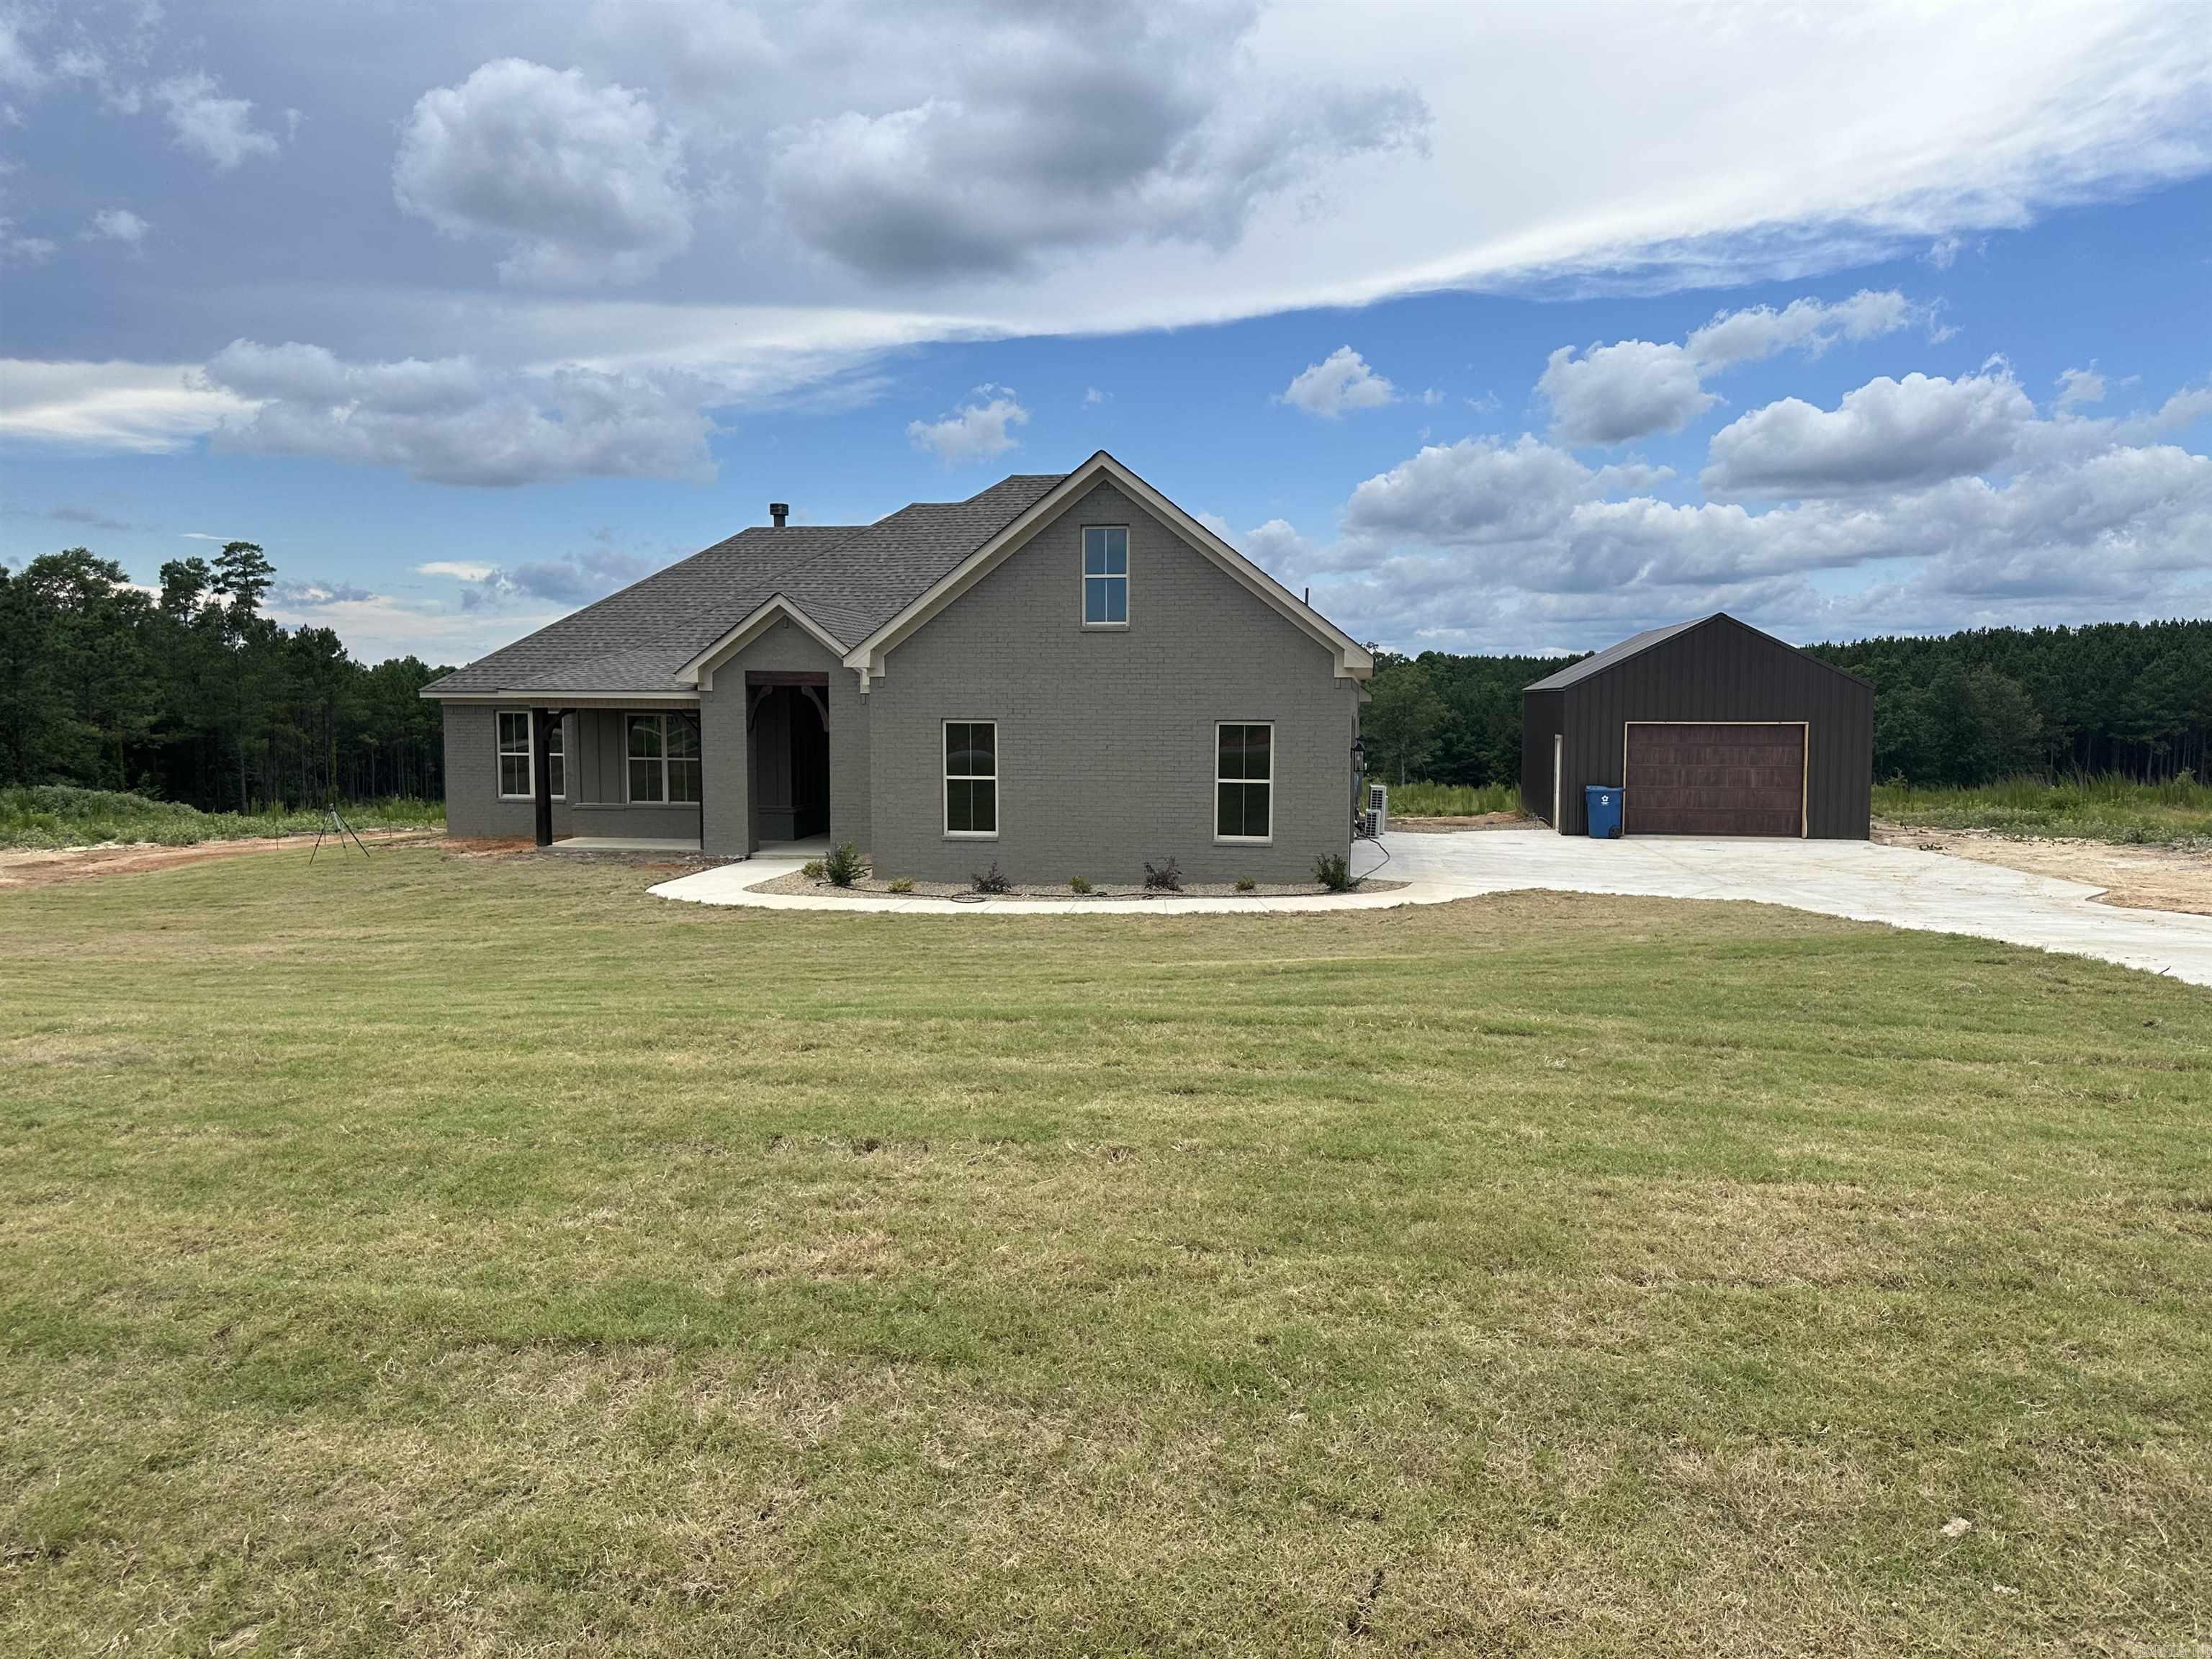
[[497, 710, 562, 800], [1082, 526, 1128, 626], [626, 712, 701, 804], [1215, 722, 1272, 842], [944, 721, 998, 837]]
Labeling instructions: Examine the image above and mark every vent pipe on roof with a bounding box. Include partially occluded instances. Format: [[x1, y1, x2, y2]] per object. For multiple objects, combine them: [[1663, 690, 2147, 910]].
[[769, 502, 789, 528]]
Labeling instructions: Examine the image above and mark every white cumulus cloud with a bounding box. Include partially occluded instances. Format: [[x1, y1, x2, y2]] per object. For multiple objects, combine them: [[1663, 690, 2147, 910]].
[[1282, 346, 1397, 419], [1537, 340, 1715, 447], [761, 3, 1426, 281], [393, 58, 693, 287], [1539, 290, 1923, 447], [907, 385, 1028, 464], [1248, 356, 2212, 654], [1342, 435, 1600, 546], [1702, 369, 2039, 498]]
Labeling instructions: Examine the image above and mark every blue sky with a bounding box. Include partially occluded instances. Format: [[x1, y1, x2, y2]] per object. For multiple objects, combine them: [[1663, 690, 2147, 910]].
[[3, 1, 2210, 665]]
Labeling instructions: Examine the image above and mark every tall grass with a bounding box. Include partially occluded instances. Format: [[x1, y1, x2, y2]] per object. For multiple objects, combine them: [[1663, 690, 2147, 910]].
[[1380, 780, 1521, 817], [0, 786, 445, 850], [1874, 772, 2212, 846]]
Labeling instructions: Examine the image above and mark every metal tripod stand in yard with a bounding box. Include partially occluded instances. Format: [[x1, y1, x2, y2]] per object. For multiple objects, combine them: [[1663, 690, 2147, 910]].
[[308, 801, 372, 863]]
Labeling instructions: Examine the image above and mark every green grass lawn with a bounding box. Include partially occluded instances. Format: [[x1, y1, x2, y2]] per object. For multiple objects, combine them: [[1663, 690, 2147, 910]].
[[0, 786, 445, 850], [1874, 773, 2212, 847], [3, 847, 2209, 1655]]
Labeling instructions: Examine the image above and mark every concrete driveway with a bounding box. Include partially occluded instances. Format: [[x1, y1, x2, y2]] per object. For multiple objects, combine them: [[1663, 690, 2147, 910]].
[[1382, 829, 2212, 987], [652, 829, 2212, 988]]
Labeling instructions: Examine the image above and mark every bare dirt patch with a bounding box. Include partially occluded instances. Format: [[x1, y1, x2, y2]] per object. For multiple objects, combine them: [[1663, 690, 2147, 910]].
[[439, 835, 534, 858], [1873, 820, 2212, 915], [0, 829, 437, 889]]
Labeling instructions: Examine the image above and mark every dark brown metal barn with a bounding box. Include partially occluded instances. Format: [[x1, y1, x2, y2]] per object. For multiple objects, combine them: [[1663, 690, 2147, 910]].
[[1521, 613, 1874, 838]]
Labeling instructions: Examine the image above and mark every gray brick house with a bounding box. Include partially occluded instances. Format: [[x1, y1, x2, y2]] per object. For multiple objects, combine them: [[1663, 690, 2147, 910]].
[[423, 452, 1374, 883]]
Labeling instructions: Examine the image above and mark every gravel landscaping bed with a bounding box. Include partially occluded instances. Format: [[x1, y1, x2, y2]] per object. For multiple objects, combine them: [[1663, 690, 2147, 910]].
[[752, 871, 1407, 901]]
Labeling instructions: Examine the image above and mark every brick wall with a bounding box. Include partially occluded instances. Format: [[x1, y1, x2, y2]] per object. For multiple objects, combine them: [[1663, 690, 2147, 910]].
[[864, 481, 1358, 884]]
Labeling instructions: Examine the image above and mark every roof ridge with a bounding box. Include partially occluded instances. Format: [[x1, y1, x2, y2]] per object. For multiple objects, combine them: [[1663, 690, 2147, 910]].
[[763, 474, 1067, 610]]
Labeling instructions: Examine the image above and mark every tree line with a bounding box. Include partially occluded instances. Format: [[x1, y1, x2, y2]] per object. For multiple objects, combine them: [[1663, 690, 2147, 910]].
[[7, 537, 2206, 805], [1, 544, 449, 809], [1360, 619, 2212, 791]]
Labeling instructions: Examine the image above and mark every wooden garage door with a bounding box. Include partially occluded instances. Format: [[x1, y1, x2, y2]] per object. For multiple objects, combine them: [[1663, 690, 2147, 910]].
[[1624, 722, 1805, 836]]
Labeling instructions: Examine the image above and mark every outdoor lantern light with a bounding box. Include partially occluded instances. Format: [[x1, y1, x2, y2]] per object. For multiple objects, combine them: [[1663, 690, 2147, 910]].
[[1349, 734, 1367, 773]]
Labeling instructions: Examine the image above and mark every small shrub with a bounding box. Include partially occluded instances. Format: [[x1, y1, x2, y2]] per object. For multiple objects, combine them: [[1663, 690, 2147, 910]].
[[800, 858, 827, 881], [1143, 858, 1183, 892], [887, 877, 914, 894], [1069, 875, 1093, 894], [824, 841, 866, 887], [971, 863, 1011, 894], [1233, 876, 1256, 892], [1313, 851, 1355, 891]]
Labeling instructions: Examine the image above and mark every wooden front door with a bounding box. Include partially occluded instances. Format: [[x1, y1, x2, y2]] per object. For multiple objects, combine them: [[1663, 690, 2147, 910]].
[[1623, 722, 1806, 837]]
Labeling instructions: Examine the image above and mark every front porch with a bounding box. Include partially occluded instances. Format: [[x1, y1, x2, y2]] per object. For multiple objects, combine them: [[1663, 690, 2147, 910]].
[[544, 833, 832, 858], [508, 619, 855, 860], [546, 835, 703, 854]]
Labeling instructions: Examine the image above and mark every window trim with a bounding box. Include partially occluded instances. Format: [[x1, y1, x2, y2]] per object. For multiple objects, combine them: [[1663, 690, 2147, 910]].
[[624, 711, 701, 806], [1213, 719, 1274, 845], [1080, 524, 1130, 631], [496, 709, 563, 801], [942, 717, 999, 840]]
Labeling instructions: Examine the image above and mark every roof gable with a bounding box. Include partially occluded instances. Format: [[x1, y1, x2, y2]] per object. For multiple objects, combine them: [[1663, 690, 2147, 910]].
[[1524, 613, 1871, 693], [841, 451, 1373, 684]]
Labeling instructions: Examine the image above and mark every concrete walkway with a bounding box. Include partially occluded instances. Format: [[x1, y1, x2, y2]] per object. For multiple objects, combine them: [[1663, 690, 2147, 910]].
[[649, 830, 2212, 986]]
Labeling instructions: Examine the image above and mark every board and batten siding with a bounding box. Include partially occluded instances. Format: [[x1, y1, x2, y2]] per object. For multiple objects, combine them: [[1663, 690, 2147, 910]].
[[561, 708, 702, 841], [863, 480, 1360, 884], [1523, 615, 1872, 838]]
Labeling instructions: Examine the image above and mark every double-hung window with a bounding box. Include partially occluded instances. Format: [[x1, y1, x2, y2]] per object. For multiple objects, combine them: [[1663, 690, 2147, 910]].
[[1215, 722, 1272, 842], [1082, 526, 1128, 626], [626, 712, 701, 804], [944, 721, 998, 837], [497, 710, 562, 799]]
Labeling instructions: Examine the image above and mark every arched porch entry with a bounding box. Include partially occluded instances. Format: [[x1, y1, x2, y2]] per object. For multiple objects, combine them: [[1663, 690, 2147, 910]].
[[747, 670, 830, 848]]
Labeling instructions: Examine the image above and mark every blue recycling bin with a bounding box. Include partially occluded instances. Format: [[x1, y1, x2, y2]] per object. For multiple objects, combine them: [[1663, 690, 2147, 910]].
[[1584, 784, 1623, 839]]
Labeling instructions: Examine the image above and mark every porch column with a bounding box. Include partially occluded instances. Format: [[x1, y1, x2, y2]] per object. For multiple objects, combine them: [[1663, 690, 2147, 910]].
[[531, 706, 557, 847]]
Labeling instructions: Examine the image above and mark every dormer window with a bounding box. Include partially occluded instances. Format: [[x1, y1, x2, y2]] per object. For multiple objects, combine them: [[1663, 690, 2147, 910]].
[[1082, 526, 1128, 626]]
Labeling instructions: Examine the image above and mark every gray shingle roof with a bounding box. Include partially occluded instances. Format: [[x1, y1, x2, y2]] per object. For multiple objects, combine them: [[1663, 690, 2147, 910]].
[[423, 475, 1066, 697]]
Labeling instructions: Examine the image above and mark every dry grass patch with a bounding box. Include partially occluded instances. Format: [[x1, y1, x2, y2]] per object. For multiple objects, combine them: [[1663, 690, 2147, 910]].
[[1, 843, 2209, 1655]]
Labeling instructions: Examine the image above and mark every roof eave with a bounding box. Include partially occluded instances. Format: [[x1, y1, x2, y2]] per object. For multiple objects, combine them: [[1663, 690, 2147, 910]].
[[421, 687, 701, 704]]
